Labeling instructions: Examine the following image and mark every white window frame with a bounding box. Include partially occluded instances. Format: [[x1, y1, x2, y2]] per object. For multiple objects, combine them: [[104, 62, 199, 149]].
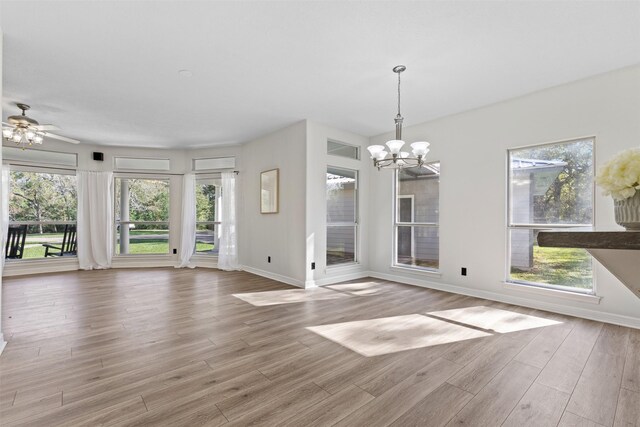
[[113, 174, 171, 257], [393, 162, 440, 272], [506, 137, 596, 294], [326, 166, 359, 267], [194, 175, 221, 257], [6, 164, 78, 261]]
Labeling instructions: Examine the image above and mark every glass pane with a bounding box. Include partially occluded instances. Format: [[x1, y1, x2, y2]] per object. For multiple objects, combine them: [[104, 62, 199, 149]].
[[115, 178, 169, 222], [196, 183, 217, 222], [327, 225, 356, 265], [327, 167, 357, 223], [327, 140, 359, 160], [116, 223, 169, 255], [396, 226, 439, 270], [509, 229, 593, 291], [509, 139, 593, 225], [397, 163, 440, 223], [196, 223, 217, 255], [9, 171, 77, 222]]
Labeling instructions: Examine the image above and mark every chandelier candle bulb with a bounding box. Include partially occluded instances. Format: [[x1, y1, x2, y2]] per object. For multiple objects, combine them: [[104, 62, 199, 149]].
[[367, 145, 386, 158], [386, 140, 405, 154]]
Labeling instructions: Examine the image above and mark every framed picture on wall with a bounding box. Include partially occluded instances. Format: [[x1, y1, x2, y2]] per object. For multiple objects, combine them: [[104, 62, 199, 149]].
[[260, 168, 279, 214]]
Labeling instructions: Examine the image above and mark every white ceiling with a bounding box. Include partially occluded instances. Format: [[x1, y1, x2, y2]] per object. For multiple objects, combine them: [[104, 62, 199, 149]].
[[1, 1, 639, 149]]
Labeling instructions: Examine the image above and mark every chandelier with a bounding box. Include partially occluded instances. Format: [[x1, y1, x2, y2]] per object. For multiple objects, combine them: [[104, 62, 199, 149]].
[[2, 104, 45, 148], [367, 65, 430, 170]]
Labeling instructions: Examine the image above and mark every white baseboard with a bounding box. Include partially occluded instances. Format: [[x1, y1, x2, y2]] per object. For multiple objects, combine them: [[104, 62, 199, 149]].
[[369, 271, 640, 330], [2, 258, 79, 277], [0, 334, 6, 356], [314, 270, 371, 287], [241, 265, 305, 288], [111, 256, 175, 269]]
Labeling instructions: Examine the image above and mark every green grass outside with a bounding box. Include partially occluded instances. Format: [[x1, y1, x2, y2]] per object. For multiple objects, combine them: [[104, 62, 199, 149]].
[[510, 246, 592, 289], [18, 231, 215, 259]]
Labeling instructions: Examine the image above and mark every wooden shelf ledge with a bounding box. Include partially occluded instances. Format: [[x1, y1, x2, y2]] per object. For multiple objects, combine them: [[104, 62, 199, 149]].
[[537, 230, 640, 298], [537, 231, 640, 250]]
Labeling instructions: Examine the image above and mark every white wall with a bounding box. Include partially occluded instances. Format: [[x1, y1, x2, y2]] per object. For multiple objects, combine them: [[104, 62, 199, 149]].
[[306, 121, 371, 286], [368, 65, 640, 326], [239, 121, 308, 286], [0, 27, 6, 352]]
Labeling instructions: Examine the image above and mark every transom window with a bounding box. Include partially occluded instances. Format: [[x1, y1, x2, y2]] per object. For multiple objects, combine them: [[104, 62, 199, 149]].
[[507, 138, 594, 292], [7, 167, 77, 259], [394, 162, 440, 270], [114, 177, 170, 255]]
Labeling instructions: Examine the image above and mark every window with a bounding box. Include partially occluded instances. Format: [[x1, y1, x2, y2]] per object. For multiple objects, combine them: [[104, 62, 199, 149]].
[[8, 168, 77, 259], [394, 163, 440, 270], [326, 167, 358, 266], [195, 177, 221, 255], [115, 177, 170, 255], [114, 157, 170, 171], [507, 138, 594, 292], [327, 140, 360, 160]]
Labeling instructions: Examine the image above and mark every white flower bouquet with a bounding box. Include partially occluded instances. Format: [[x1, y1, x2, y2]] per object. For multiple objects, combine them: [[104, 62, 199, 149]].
[[596, 148, 640, 201]]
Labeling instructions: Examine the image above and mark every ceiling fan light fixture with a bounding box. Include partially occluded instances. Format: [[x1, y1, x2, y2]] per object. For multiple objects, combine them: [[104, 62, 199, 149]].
[[3, 103, 80, 147]]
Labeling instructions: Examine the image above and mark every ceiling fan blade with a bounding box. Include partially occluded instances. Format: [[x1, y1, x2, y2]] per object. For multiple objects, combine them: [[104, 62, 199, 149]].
[[33, 124, 61, 131], [43, 132, 81, 144], [2, 122, 14, 127]]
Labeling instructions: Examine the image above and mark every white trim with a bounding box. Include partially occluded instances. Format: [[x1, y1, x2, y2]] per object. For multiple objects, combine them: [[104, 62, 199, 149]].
[[190, 254, 218, 269], [315, 269, 370, 287], [241, 265, 305, 288], [111, 255, 175, 269], [397, 195, 415, 258], [2, 258, 79, 277], [502, 281, 601, 304], [0, 336, 6, 356], [390, 265, 442, 277], [368, 271, 640, 330]]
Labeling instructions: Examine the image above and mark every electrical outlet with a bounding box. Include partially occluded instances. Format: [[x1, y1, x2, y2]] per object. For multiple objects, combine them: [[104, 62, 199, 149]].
[[311, 262, 315, 270], [461, 267, 467, 276], [268, 256, 271, 263]]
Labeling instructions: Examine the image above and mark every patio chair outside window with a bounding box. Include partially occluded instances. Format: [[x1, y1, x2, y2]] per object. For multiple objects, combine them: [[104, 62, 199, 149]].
[[43, 224, 77, 257], [5, 225, 28, 259]]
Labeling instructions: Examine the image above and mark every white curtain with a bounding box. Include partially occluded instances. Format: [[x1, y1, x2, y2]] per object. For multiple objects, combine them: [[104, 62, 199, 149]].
[[1, 165, 10, 268], [218, 172, 240, 270], [77, 171, 113, 270], [177, 173, 196, 268]]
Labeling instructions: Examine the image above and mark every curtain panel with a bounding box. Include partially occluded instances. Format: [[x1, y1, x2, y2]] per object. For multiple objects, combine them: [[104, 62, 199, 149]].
[[77, 171, 114, 270], [177, 173, 196, 268], [218, 172, 240, 270]]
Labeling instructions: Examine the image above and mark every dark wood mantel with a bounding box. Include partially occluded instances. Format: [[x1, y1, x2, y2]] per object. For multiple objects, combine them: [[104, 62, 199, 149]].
[[537, 231, 640, 250]]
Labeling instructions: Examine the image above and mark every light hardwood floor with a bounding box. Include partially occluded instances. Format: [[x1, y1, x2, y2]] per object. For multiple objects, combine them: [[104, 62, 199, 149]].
[[0, 268, 638, 426]]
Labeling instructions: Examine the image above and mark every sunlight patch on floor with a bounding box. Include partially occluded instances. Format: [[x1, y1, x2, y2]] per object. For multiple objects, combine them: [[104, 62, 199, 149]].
[[427, 306, 561, 333], [233, 288, 349, 306], [326, 281, 390, 296], [306, 314, 491, 357]]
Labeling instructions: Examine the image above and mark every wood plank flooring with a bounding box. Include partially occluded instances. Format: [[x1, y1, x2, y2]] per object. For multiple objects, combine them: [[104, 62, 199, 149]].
[[0, 268, 638, 426]]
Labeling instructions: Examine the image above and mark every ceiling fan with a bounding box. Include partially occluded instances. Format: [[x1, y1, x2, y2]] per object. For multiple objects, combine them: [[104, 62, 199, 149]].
[[2, 103, 80, 148]]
